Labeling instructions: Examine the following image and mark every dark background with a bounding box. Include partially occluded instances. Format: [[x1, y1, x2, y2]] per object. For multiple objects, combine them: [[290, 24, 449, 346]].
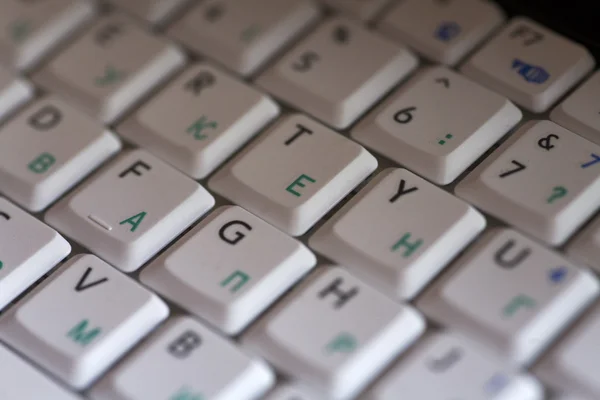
[[497, 0, 600, 57]]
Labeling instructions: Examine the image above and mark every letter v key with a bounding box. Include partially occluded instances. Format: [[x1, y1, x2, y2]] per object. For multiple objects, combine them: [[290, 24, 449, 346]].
[[75, 267, 108, 292]]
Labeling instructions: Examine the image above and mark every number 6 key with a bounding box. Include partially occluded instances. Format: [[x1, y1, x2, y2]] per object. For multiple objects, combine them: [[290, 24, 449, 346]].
[[456, 120, 600, 246]]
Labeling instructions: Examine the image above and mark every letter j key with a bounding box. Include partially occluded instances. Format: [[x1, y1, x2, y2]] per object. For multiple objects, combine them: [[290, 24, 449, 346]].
[[210, 114, 377, 236]]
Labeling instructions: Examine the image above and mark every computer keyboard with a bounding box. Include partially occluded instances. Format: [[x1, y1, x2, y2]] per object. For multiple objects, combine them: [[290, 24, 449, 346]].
[[1, 0, 600, 399]]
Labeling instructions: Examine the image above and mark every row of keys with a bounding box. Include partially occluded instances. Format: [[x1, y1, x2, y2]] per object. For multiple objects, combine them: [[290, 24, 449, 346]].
[[0, 1, 594, 124]]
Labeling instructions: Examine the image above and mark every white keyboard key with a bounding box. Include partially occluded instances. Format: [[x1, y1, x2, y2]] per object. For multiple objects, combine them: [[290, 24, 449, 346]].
[[378, 0, 504, 66], [119, 63, 280, 179], [257, 17, 418, 129], [263, 383, 320, 400], [535, 303, 600, 399], [551, 71, 600, 145], [311, 168, 485, 300], [0, 0, 96, 71], [0, 95, 122, 212], [34, 13, 186, 124], [0, 254, 169, 389], [119, 0, 194, 26], [553, 395, 592, 400], [352, 66, 522, 184], [321, 0, 391, 22], [568, 216, 600, 272], [0, 66, 34, 123], [461, 17, 595, 112], [456, 120, 600, 245], [366, 332, 543, 400], [0, 344, 82, 400], [169, 0, 320, 76], [92, 316, 274, 400], [0, 197, 70, 310], [210, 114, 377, 236], [45, 150, 215, 272], [142, 205, 317, 335], [243, 267, 425, 400], [418, 228, 599, 366]]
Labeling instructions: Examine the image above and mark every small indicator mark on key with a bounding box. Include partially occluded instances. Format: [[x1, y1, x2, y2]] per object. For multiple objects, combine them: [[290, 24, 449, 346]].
[[549, 266, 568, 284], [325, 332, 357, 354], [438, 133, 453, 145], [546, 186, 568, 204], [88, 215, 113, 231]]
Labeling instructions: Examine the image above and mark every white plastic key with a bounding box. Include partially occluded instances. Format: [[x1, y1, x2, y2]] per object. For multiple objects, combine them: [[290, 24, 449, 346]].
[[142, 205, 316, 335], [169, 0, 320, 76], [257, 17, 418, 129], [378, 0, 504, 66], [418, 228, 599, 366], [263, 383, 320, 400], [321, 0, 392, 22], [210, 114, 377, 236], [0, 197, 70, 310], [461, 17, 595, 113], [310, 168, 485, 300], [352, 66, 522, 184], [456, 120, 600, 245], [0, 0, 96, 71], [118, 63, 280, 179], [0, 95, 122, 212], [0, 65, 34, 123], [119, 0, 194, 26], [243, 267, 426, 400], [45, 149, 215, 272], [551, 70, 600, 145], [0, 254, 169, 389], [366, 332, 543, 400], [568, 216, 600, 272], [535, 303, 600, 399], [0, 344, 82, 400], [34, 13, 186, 124], [92, 316, 274, 400]]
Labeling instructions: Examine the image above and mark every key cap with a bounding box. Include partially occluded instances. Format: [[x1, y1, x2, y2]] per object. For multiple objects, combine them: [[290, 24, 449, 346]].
[[263, 383, 320, 400], [461, 17, 595, 113], [242, 267, 425, 400], [91, 316, 274, 400], [417, 228, 599, 366], [0, 66, 34, 123], [142, 205, 316, 335], [310, 168, 485, 300], [0, 254, 169, 389], [366, 331, 543, 400], [535, 303, 600, 399], [455, 120, 600, 245], [0, 95, 122, 212], [45, 149, 215, 272], [119, 0, 194, 26], [209, 114, 377, 236], [118, 63, 280, 179], [352, 66, 522, 184], [257, 17, 418, 129], [0, 197, 70, 310], [567, 216, 600, 272], [33, 13, 186, 124], [0, 344, 82, 400], [169, 0, 320, 76], [378, 0, 504, 66], [0, 0, 96, 71], [551, 71, 600, 145], [321, 0, 392, 22]]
